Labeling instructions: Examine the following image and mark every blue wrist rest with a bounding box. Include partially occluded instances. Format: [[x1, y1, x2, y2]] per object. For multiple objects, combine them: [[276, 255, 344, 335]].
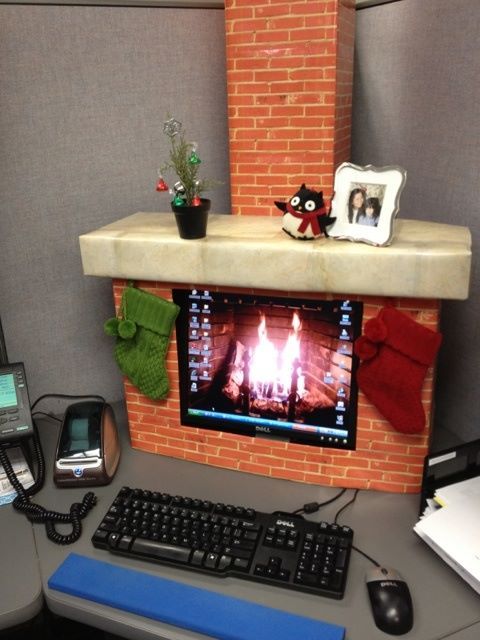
[[48, 553, 345, 640]]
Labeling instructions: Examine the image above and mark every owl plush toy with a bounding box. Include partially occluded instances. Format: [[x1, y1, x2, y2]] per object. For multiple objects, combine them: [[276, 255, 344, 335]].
[[275, 184, 336, 240]]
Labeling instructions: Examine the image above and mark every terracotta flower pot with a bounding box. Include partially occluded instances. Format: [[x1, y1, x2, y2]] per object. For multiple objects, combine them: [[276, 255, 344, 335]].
[[171, 199, 211, 239]]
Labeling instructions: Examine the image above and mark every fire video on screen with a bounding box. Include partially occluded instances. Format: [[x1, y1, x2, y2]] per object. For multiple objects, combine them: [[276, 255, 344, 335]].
[[173, 288, 363, 450]]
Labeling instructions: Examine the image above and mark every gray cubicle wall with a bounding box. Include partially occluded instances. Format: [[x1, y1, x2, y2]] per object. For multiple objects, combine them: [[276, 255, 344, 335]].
[[352, 0, 480, 442], [0, 4, 230, 407]]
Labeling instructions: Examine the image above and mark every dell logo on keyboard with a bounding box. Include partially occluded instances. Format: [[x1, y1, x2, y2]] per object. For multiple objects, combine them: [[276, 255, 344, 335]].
[[276, 519, 295, 528]]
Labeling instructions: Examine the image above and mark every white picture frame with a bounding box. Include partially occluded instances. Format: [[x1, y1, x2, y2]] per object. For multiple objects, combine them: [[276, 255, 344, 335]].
[[328, 163, 407, 246]]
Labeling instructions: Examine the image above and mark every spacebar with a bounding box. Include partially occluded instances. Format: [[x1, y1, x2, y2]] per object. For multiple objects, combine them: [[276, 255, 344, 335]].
[[131, 539, 192, 563]]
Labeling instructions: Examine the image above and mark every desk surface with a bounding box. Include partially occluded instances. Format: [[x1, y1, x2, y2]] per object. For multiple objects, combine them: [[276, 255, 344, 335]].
[[0, 499, 43, 629], [2, 406, 480, 639]]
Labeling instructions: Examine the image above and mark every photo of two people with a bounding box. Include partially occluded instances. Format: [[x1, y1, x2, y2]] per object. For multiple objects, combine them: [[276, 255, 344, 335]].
[[347, 183, 386, 227]]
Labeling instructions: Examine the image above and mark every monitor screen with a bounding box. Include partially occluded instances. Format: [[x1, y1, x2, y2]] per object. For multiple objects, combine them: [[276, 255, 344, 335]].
[[173, 288, 363, 450]]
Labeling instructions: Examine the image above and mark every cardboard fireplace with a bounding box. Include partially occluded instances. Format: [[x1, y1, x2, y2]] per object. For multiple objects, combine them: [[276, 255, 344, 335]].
[[79, 0, 471, 493]]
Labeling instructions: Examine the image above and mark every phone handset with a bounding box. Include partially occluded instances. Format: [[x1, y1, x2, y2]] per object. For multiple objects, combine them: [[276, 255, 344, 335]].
[[0, 362, 97, 545]]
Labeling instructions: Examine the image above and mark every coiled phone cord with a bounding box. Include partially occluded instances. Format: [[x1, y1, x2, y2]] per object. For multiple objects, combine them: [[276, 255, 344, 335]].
[[0, 426, 97, 545]]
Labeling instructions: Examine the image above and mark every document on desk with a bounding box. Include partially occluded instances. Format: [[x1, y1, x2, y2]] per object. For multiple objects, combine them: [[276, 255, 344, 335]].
[[0, 446, 34, 505], [414, 497, 480, 595]]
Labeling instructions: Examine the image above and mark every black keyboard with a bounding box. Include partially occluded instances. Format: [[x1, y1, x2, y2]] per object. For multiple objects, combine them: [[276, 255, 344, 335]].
[[92, 486, 354, 600]]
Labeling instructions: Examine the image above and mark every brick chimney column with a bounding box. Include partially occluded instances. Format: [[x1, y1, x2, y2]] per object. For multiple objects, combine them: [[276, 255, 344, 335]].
[[224, 0, 355, 216]]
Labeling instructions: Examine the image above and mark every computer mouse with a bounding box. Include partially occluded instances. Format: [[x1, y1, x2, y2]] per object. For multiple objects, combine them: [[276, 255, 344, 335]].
[[366, 566, 414, 635]]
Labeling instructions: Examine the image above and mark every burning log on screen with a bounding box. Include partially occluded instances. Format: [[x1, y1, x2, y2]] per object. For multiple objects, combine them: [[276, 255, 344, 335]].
[[222, 340, 247, 402], [221, 310, 334, 419]]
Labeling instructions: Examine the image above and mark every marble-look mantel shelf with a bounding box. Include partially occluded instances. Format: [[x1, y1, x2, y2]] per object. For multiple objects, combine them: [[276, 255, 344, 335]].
[[79, 213, 471, 300]]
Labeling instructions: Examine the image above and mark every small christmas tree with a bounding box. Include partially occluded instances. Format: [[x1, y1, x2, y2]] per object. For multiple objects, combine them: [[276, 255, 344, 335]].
[[156, 117, 215, 207]]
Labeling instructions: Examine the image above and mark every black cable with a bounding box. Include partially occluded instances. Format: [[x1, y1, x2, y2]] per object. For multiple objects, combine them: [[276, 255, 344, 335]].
[[357, 0, 403, 10], [293, 488, 382, 567], [30, 393, 105, 412], [333, 488, 359, 523], [0, 396, 101, 545], [352, 544, 381, 567], [31, 411, 62, 422], [332, 488, 382, 568], [0, 436, 97, 545], [292, 488, 347, 515]]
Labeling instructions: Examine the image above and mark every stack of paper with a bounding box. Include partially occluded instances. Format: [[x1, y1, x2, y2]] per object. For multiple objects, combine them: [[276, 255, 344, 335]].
[[433, 475, 480, 506], [414, 476, 480, 595]]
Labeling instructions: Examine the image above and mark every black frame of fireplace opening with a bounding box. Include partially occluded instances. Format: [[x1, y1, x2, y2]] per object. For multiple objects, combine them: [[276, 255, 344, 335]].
[[173, 288, 363, 451]]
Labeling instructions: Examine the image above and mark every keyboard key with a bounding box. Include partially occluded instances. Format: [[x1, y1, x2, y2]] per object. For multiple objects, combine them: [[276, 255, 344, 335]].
[[233, 557, 250, 571], [223, 547, 252, 560], [330, 569, 344, 590], [118, 536, 133, 551], [92, 529, 109, 545], [336, 548, 348, 569], [218, 555, 233, 571], [204, 553, 219, 569], [243, 531, 259, 542], [191, 550, 205, 566], [131, 539, 192, 564], [295, 571, 318, 587], [108, 533, 121, 548]]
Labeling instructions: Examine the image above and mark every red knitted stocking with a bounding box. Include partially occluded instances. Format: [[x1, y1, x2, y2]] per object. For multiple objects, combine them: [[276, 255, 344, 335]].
[[354, 307, 442, 434]]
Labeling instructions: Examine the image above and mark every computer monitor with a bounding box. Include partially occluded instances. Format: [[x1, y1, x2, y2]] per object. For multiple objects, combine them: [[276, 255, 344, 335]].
[[173, 288, 363, 450]]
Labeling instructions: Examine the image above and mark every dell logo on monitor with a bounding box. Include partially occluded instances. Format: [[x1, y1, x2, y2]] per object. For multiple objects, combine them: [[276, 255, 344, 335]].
[[255, 425, 271, 434]]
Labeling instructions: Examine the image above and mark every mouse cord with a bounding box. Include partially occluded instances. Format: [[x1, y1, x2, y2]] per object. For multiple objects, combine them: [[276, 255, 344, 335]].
[[333, 489, 381, 568], [352, 544, 381, 567]]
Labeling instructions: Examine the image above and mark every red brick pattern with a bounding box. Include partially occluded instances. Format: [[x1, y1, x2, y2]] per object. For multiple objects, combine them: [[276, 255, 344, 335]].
[[225, 0, 356, 216], [114, 279, 440, 494]]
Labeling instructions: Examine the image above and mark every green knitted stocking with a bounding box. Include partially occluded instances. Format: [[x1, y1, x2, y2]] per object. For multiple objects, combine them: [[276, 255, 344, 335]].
[[104, 285, 180, 400]]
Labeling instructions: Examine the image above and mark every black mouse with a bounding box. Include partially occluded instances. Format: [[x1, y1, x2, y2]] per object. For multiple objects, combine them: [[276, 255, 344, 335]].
[[366, 566, 414, 635]]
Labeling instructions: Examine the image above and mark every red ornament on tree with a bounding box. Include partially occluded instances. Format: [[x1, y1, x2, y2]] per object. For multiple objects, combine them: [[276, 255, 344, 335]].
[[191, 195, 202, 206], [156, 177, 169, 192]]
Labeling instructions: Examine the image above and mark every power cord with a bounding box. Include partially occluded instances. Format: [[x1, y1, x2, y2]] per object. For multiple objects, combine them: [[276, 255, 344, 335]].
[[30, 393, 105, 412], [31, 411, 61, 422], [333, 488, 359, 523]]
